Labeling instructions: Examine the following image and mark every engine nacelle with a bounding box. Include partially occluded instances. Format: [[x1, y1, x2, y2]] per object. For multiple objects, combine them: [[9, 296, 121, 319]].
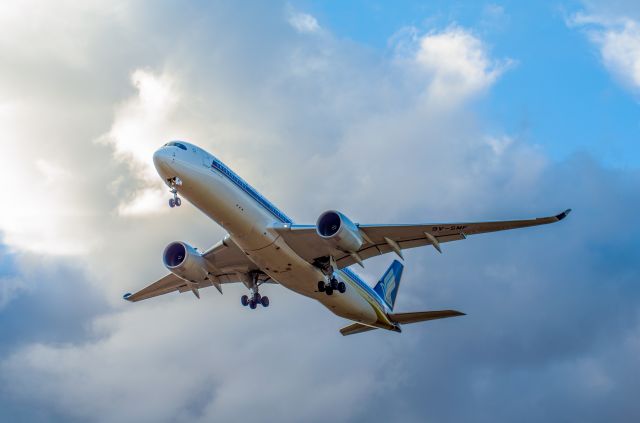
[[163, 241, 207, 283], [316, 210, 364, 253]]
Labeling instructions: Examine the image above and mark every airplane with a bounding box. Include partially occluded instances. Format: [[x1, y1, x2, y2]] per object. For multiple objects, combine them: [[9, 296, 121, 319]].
[[123, 140, 571, 336]]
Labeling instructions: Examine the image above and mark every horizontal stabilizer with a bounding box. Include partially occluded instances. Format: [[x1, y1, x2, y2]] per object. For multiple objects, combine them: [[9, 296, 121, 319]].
[[340, 310, 464, 336], [389, 310, 465, 324], [340, 323, 379, 336]]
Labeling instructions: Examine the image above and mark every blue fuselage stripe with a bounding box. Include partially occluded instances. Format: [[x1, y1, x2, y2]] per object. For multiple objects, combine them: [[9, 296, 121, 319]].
[[211, 159, 293, 224]]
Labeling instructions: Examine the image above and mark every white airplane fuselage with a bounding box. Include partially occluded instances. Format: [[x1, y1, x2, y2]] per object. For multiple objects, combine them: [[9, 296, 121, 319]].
[[153, 142, 395, 329]]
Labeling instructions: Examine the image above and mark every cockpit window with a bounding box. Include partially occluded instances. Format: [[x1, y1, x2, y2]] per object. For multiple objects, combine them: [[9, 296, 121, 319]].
[[165, 141, 187, 150]]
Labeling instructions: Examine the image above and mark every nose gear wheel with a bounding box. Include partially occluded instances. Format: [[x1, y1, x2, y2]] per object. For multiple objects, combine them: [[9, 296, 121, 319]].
[[167, 178, 182, 208]]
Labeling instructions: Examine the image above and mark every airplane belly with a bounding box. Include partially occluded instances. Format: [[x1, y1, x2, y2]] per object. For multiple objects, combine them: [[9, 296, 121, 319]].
[[245, 235, 378, 324], [166, 160, 378, 325]]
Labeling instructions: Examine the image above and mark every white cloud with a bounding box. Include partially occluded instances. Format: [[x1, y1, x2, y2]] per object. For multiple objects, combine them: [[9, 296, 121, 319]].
[[288, 11, 321, 34], [0, 102, 99, 255], [0, 0, 130, 68], [570, 12, 640, 94], [411, 26, 513, 106], [116, 187, 169, 216], [594, 19, 640, 90], [99, 69, 178, 179]]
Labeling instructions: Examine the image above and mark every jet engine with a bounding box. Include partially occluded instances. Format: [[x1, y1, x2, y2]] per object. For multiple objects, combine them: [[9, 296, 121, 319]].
[[163, 241, 208, 283], [316, 210, 364, 253]]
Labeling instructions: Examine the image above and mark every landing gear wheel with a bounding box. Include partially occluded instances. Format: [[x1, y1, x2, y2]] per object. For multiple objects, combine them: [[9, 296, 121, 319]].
[[338, 282, 346, 293], [249, 300, 257, 309], [330, 278, 339, 290], [325, 286, 334, 296], [175, 197, 181, 206], [261, 296, 269, 307], [241, 295, 249, 306], [317, 281, 325, 292], [253, 293, 262, 303], [169, 198, 176, 208]]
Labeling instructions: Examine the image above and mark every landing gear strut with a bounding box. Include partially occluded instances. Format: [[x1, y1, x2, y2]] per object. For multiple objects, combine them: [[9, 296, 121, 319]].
[[314, 256, 346, 296], [317, 277, 346, 296], [241, 273, 269, 309], [168, 177, 182, 208]]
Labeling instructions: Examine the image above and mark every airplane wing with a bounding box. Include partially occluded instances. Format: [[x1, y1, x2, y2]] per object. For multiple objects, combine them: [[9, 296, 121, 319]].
[[275, 209, 571, 269], [124, 236, 261, 302]]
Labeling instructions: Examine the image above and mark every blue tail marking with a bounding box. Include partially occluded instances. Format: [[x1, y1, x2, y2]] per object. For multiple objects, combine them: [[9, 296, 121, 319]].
[[373, 260, 404, 310]]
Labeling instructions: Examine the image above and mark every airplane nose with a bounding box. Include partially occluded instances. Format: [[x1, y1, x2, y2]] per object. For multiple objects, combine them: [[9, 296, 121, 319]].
[[153, 148, 172, 175]]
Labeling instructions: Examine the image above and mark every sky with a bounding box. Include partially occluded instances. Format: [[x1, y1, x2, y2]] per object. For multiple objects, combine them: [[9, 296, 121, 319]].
[[0, 1, 639, 422]]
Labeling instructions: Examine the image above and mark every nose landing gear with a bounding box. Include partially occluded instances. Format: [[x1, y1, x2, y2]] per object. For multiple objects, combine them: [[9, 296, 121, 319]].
[[169, 189, 182, 208], [167, 177, 182, 208]]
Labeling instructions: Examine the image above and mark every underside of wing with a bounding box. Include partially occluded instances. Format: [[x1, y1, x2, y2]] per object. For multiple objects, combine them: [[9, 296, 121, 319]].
[[124, 235, 263, 302], [275, 209, 571, 269], [124, 273, 185, 302], [201, 235, 259, 274]]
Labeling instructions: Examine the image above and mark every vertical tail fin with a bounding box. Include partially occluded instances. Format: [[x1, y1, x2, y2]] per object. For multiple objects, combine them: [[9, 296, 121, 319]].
[[373, 260, 404, 310]]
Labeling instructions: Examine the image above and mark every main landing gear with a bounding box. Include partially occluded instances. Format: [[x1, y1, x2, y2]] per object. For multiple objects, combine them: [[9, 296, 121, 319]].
[[241, 272, 269, 309], [313, 256, 347, 296], [241, 292, 269, 309], [317, 277, 346, 296], [167, 177, 182, 208]]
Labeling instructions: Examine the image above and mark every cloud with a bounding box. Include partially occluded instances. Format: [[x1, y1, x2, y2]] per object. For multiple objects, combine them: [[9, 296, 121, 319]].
[[288, 11, 321, 34], [100, 69, 178, 172], [397, 26, 513, 106], [596, 19, 640, 90], [569, 6, 640, 94], [0, 2, 639, 423]]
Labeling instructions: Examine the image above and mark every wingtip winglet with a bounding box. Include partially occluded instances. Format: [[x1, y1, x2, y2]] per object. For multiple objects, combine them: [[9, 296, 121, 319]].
[[123, 293, 133, 302], [556, 208, 572, 221]]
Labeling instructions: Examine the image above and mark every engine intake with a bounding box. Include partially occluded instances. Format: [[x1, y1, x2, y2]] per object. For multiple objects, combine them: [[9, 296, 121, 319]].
[[163, 241, 207, 283], [316, 210, 364, 253], [164, 242, 187, 267]]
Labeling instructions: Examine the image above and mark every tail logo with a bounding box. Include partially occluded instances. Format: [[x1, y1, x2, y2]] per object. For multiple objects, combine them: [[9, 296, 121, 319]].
[[382, 271, 396, 306], [373, 260, 404, 310]]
